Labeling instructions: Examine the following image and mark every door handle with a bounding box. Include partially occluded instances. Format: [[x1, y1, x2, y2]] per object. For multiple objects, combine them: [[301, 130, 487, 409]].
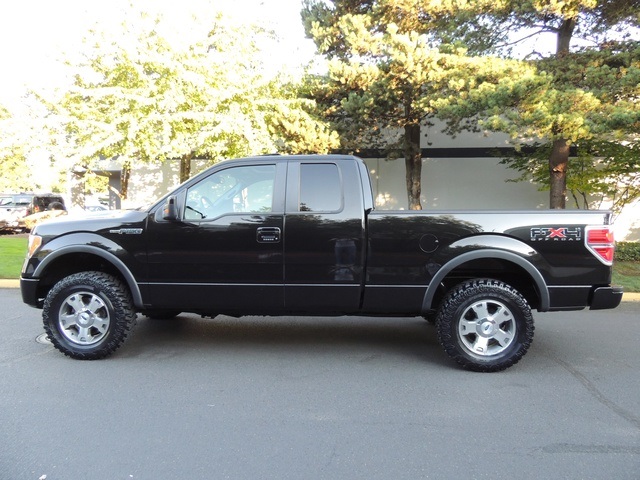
[[256, 227, 281, 243]]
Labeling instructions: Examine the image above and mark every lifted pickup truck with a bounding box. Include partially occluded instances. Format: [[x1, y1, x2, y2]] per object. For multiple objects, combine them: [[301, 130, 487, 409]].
[[21, 155, 623, 371]]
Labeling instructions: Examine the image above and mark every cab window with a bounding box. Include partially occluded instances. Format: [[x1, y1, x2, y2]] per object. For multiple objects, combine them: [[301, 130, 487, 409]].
[[185, 165, 275, 220], [299, 163, 342, 212]]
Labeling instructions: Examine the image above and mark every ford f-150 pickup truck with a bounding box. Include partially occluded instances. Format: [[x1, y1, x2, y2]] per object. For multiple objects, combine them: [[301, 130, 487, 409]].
[[21, 155, 623, 371]]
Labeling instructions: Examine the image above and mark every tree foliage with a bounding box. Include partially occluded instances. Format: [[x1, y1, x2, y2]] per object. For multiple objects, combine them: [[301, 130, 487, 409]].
[[302, 0, 535, 209], [37, 10, 337, 199], [431, 1, 640, 209], [0, 105, 27, 191], [303, 0, 640, 211], [0, 104, 58, 192], [504, 140, 640, 214]]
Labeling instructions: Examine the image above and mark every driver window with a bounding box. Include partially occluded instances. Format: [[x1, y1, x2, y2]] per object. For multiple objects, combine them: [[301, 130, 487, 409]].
[[185, 165, 275, 220]]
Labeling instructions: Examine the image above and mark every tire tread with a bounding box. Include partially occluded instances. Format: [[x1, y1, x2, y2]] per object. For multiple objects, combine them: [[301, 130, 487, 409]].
[[436, 279, 535, 372], [43, 271, 137, 359]]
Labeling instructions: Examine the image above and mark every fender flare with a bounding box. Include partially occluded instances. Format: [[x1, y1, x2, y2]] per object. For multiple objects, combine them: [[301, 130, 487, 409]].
[[33, 245, 145, 308], [422, 249, 550, 313]]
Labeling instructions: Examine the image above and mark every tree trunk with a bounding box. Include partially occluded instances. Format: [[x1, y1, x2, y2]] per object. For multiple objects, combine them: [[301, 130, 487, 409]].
[[120, 160, 130, 200], [556, 17, 576, 54], [547, 17, 576, 209], [549, 138, 569, 209], [179, 153, 192, 183], [404, 122, 422, 210]]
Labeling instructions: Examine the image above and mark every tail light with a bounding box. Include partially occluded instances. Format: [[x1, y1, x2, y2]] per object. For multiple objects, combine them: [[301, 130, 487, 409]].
[[585, 226, 615, 265]]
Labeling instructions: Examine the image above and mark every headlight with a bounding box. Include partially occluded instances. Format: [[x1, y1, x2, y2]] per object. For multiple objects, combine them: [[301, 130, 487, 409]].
[[27, 234, 42, 258]]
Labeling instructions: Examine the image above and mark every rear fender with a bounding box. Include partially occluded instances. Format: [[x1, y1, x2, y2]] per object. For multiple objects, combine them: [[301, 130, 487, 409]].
[[422, 236, 550, 313]]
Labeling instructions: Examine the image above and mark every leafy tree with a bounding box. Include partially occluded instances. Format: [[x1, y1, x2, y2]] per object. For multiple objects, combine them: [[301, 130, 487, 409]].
[[302, 1, 533, 209], [0, 104, 50, 192], [431, 0, 640, 209], [0, 106, 27, 191], [304, 4, 431, 209], [40, 10, 337, 200], [303, 0, 640, 210], [504, 140, 640, 214]]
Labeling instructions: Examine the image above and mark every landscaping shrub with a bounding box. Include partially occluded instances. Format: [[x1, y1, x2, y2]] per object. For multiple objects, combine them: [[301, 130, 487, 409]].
[[616, 242, 640, 262]]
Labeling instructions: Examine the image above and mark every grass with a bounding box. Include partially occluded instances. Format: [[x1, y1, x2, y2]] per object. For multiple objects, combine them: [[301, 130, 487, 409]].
[[612, 261, 640, 293], [1, 235, 639, 292], [0, 236, 27, 278]]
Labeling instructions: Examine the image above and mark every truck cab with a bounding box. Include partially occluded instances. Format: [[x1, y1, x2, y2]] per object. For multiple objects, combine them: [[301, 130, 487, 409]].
[[146, 155, 370, 315]]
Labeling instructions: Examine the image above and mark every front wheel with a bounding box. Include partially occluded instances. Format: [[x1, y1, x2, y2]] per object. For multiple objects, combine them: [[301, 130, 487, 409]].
[[436, 279, 534, 372], [43, 272, 137, 359]]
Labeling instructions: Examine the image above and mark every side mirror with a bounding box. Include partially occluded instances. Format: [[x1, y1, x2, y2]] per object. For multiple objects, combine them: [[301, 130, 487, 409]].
[[162, 196, 179, 221]]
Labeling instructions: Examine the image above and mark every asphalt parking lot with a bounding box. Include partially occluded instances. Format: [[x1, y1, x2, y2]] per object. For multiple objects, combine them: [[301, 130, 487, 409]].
[[1, 287, 638, 480]]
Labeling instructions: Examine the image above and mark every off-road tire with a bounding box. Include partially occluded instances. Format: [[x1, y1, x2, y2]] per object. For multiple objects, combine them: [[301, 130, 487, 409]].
[[436, 279, 534, 372], [43, 272, 137, 359]]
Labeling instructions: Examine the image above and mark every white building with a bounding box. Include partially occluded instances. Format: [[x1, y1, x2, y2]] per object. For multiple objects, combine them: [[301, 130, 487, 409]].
[[71, 123, 640, 241]]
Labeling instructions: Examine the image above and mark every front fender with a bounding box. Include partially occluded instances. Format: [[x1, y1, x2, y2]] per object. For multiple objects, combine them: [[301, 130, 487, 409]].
[[29, 233, 144, 308]]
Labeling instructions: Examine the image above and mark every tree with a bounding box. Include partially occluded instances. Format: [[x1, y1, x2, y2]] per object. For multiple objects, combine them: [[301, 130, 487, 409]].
[[436, 1, 640, 209], [0, 105, 28, 191], [0, 104, 60, 192], [304, 4, 434, 210], [303, 0, 640, 210], [503, 140, 640, 215], [39, 10, 337, 201], [302, 1, 534, 209], [378, 0, 640, 209]]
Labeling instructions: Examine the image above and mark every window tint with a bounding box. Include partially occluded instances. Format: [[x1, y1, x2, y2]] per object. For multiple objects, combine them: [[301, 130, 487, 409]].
[[185, 165, 275, 220], [299, 164, 341, 212]]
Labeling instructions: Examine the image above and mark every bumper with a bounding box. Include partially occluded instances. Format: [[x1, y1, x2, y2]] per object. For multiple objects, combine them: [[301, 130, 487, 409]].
[[590, 286, 624, 310], [20, 277, 42, 308]]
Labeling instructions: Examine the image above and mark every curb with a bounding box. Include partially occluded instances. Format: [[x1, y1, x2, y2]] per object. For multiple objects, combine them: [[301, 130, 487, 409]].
[[1, 278, 639, 302]]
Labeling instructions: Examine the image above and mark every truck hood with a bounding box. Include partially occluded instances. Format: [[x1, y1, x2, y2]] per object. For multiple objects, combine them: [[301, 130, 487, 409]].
[[31, 209, 149, 237]]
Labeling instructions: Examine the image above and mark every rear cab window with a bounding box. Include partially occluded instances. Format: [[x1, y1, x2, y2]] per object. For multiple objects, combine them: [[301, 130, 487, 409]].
[[297, 163, 343, 213]]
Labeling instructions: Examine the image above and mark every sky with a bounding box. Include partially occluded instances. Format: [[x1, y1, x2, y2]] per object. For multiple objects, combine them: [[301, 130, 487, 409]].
[[0, 0, 316, 109], [0, 0, 566, 112]]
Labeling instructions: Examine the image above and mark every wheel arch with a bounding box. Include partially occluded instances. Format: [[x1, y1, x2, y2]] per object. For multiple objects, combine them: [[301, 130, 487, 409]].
[[33, 245, 144, 308], [422, 249, 550, 313]]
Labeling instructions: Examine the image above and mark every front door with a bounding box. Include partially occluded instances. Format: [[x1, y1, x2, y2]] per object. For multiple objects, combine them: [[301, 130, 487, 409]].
[[144, 162, 285, 315]]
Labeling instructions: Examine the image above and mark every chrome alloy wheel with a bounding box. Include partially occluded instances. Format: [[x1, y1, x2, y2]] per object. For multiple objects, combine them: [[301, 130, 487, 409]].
[[457, 299, 516, 357], [58, 291, 111, 346]]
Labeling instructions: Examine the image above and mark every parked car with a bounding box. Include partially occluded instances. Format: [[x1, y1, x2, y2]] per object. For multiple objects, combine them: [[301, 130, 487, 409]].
[[26, 194, 66, 216], [85, 204, 108, 212], [0, 194, 30, 232], [0, 193, 65, 232]]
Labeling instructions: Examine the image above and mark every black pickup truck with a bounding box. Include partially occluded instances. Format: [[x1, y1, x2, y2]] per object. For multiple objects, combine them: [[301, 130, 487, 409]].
[[21, 155, 623, 371]]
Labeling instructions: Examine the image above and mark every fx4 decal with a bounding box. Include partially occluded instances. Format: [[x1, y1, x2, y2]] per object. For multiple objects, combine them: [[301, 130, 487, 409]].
[[530, 227, 582, 241]]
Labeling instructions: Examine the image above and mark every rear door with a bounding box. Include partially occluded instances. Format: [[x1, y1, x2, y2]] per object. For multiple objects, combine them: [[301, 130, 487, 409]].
[[283, 160, 366, 313]]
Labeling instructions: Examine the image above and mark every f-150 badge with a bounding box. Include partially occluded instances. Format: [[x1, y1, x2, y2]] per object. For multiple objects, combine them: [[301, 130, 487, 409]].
[[530, 227, 581, 241], [109, 228, 143, 235]]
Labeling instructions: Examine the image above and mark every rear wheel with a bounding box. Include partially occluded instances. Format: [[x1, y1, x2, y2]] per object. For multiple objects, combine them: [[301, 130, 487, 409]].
[[43, 272, 137, 359], [436, 279, 534, 372]]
